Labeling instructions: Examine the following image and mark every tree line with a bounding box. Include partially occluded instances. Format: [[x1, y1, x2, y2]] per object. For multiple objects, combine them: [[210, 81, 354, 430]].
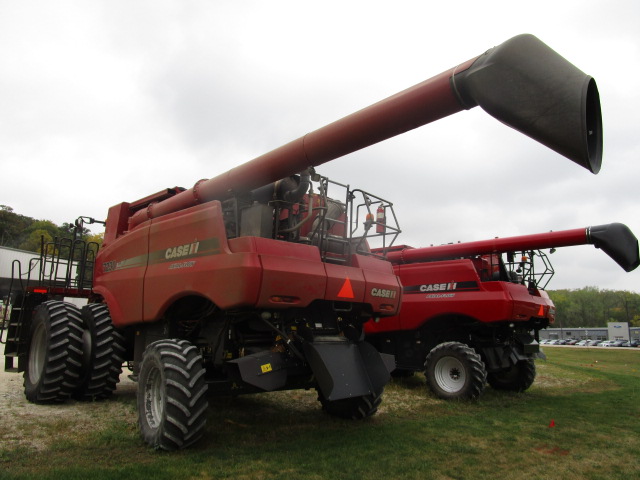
[[0, 205, 102, 252], [547, 287, 640, 328]]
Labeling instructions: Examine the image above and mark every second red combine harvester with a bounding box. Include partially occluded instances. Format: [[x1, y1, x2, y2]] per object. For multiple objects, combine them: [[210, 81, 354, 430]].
[[2, 34, 603, 450], [367, 224, 639, 400]]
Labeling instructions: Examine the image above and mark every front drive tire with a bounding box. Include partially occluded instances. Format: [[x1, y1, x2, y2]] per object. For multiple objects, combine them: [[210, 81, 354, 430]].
[[487, 359, 536, 392], [424, 342, 487, 401], [137, 339, 209, 450], [24, 300, 84, 403]]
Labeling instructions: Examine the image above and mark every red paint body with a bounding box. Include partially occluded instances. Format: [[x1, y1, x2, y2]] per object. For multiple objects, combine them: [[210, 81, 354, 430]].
[[96, 199, 401, 329], [365, 256, 554, 337], [365, 224, 638, 377]]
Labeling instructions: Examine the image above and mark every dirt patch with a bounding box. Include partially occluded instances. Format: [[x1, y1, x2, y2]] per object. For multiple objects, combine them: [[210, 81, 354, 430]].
[[0, 342, 138, 451]]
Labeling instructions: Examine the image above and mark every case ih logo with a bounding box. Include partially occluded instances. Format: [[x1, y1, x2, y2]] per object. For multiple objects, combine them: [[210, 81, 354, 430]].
[[371, 288, 397, 299], [165, 241, 200, 260], [403, 281, 479, 294], [420, 282, 457, 292]]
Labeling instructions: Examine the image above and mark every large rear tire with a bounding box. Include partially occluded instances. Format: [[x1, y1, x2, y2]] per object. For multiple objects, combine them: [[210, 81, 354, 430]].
[[137, 339, 209, 450], [317, 389, 383, 420], [74, 303, 126, 401], [487, 359, 536, 392], [24, 300, 84, 403], [424, 342, 487, 400]]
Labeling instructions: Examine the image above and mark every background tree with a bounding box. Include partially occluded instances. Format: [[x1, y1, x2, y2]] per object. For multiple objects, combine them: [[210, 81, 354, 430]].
[[548, 287, 640, 328], [0, 205, 35, 248]]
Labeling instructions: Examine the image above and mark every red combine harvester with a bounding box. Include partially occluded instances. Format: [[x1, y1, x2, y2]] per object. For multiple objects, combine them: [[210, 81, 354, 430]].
[[1, 34, 602, 449], [367, 223, 639, 400]]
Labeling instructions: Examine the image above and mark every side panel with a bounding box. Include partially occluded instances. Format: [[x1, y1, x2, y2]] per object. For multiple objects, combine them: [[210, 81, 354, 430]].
[[366, 258, 556, 336], [239, 237, 328, 308], [507, 283, 554, 321], [143, 202, 262, 321], [94, 225, 149, 328], [366, 259, 512, 334], [324, 262, 366, 303], [350, 254, 402, 315], [257, 252, 328, 307]]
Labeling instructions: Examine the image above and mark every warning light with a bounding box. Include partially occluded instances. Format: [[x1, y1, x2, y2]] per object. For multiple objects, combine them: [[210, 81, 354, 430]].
[[269, 296, 298, 304], [33, 288, 48, 294], [376, 205, 386, 234]]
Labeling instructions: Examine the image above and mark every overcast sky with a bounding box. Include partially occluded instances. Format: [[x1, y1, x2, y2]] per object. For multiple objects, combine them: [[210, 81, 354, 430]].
[[1, 1, 639, 292]]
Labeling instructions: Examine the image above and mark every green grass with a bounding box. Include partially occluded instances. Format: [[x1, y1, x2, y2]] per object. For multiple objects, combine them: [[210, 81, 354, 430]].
[[1, 348, 639, 480]]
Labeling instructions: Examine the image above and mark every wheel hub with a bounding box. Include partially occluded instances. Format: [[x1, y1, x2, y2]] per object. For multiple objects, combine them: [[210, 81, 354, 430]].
[[434, 356, 466, 393]]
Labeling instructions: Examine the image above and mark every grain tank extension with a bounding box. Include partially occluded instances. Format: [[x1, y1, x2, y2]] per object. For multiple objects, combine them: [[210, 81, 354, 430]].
[[2, 34, 602, 450]]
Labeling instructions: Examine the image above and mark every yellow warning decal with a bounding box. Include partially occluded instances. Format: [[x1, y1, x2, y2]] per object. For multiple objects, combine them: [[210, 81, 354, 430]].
[[261, 363, 273, 373]]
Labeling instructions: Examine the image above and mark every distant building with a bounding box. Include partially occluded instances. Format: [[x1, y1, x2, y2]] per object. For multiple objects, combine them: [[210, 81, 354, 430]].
[[0, 246, 40, 303], [540, 322, 639, 341]]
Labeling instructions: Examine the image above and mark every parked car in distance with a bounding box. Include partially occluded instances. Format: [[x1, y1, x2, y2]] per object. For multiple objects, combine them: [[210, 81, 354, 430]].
[[576, 340, 588, 346], [586, 340, 600, 346], [597, 340, 624, 347]]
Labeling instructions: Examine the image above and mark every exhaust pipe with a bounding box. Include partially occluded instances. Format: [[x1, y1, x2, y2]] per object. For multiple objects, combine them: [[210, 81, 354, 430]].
[[452, 34, 602, 174]]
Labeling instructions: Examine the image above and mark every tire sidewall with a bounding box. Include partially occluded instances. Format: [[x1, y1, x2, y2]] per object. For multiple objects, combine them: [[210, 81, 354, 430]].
[[77, 306, 99, 387], [487, 359, 536, 391], [137, 344, 167, 447], [24, 304, 51, 400], [424, 342, 486, 400]]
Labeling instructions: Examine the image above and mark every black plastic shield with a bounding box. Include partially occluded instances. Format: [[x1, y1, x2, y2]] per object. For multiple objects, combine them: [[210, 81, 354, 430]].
[[227, 350, 289, 391], [303, 338, 393, 401], [588, 223, 640, 272], [452, 34, 602, 174]]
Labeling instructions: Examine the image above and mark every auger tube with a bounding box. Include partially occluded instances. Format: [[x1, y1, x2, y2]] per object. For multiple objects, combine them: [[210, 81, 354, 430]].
[[128, 34, 602, 230], [386, 223, 639, 273]]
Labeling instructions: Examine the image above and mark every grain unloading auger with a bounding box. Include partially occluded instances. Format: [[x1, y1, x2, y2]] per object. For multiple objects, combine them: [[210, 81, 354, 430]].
[[3, 34, 602, 450], [124, 33, 601, 232], [385, 223, 640, 273]]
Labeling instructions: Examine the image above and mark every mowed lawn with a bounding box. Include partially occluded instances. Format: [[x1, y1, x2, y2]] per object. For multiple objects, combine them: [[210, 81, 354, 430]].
[[1, 347, 638, 480]]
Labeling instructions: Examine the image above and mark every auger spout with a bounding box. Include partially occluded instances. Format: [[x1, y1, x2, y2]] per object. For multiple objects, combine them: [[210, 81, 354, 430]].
[[386, 223, 639, 273]]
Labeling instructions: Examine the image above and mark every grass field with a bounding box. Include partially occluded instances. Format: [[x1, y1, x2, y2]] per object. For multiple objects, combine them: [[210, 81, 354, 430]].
[[1, 347, 639, 480]]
